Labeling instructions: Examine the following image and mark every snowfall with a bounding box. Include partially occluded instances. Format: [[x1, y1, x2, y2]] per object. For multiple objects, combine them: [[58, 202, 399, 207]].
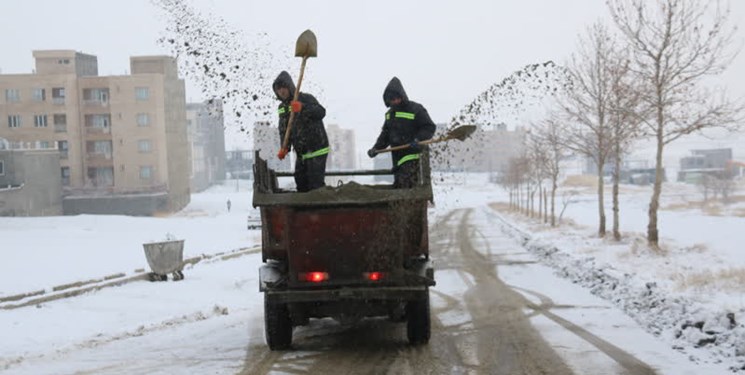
[[1, 171, 744, 374]]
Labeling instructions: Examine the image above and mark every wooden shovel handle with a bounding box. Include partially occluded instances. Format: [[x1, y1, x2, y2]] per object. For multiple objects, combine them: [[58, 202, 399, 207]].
[[373, 136, 450, 154], [280, 56, 308, 153]]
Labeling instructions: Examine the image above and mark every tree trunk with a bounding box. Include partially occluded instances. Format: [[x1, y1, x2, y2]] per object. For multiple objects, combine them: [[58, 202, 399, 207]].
[[612, 145, 621, 241], [530, 189, 535, 218], [597, 161, 606, 237], [551, 178, 557, 227], [518, 184, 522, 213], [538, 182, 543, 220], [510, 189, 515, 210], [648, 127, 664, 248], [512, 189, 516, 210], [543, 187, 548, 224]]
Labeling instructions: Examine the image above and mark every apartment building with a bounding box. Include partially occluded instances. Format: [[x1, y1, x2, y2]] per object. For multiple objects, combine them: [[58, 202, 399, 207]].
[[253, 120, 291, 171], [226, 149, 254, 179], [186, 99, 226, 192], [0, 50, 190, 215], [431, 123, 527, 173], [678, 148, 734, 183], [325, 123, 356, 171]]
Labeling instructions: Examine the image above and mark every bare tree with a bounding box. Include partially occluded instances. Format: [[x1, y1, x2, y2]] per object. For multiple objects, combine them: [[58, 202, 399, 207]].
[[532, 117, 571, 226], [608, 0, 743, 247], [607, 50, 644, 240], [558, 190, 579, 224], [697, 174, 715, 202], [526, 133, 550, 218], [500, 157, 529, 212], [559, 22, 619, 237]]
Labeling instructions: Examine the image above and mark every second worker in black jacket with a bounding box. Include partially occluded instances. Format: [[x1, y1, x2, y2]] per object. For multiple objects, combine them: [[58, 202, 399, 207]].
[[368, 77, 436, 188], [273, 71, 329, 192]]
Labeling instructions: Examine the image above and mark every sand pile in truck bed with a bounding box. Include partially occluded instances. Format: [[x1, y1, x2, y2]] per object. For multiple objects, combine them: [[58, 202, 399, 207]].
[[253, 181, 432, 207]]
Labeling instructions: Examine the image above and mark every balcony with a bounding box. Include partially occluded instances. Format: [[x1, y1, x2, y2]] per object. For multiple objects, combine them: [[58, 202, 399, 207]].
[[85, 126, 111, 135], [83, 99, 109, 107], [87, 152, 112, 159], [86, 152, 113, 165], [82, 89, 110, 108], [55, 124, 67, 133]]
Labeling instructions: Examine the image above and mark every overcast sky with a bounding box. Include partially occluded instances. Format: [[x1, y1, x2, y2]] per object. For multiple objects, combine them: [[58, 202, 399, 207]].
[[2, 0, 744, 160]]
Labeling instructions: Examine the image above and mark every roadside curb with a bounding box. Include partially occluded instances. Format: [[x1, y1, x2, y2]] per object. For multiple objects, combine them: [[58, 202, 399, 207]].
[[0, 246, 260, 310]]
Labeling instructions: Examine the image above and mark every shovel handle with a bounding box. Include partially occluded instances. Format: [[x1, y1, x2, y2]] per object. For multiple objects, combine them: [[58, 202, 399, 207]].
[[373, 136, 451, 154], [280, 56, 309, 154]]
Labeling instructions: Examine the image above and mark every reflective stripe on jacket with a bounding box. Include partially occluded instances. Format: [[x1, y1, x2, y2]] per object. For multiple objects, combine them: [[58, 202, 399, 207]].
[[301, 147, 330, 160]]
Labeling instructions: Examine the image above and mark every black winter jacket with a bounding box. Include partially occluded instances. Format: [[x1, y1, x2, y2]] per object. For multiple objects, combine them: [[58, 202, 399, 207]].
[[372, 77, 436, 167], [273, 71, 329, 156]]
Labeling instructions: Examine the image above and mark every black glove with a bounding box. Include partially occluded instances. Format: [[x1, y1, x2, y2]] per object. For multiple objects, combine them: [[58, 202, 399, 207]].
[[409, 140, 421, 152], [367, 148, 377, 158]]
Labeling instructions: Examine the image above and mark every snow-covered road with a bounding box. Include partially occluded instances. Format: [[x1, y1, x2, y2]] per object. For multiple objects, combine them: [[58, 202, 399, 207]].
[[2, 203, 726, 374]]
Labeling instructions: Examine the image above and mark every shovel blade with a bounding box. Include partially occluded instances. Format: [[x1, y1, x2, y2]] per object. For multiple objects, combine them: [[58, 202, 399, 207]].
[[449, 125, 477, 141], [295, 30, 317, 57]]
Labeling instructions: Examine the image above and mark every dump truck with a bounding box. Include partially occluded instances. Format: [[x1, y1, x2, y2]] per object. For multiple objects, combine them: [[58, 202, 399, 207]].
[[253, 151, 435, 350]]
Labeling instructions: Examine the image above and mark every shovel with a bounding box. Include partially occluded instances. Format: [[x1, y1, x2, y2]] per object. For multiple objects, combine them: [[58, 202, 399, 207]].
[[372, 125, 477, 154], [278, 30, 317, 159]]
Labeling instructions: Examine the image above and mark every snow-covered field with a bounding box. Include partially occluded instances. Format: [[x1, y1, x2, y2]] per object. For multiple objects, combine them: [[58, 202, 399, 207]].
[[1, 182, 261, 297], [1, 174, 744, 373], [485, 176, 745, 372]]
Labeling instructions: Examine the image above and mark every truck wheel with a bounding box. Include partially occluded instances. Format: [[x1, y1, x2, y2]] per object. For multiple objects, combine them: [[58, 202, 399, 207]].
[[264, 296, 292, 350], [406, 290, 431, 345]]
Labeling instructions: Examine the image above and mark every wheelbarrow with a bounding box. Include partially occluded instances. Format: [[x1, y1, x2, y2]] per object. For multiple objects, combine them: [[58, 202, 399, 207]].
[[143, 239, 185, 281]]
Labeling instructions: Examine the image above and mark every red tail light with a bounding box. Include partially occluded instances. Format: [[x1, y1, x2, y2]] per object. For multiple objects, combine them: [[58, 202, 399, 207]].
[[364, 272, 383, 281], [299, 272, 329, 283]]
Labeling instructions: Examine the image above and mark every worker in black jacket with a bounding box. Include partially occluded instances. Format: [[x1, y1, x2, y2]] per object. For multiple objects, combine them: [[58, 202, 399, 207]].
[[273, 71, 329, 192], [368, 77, 436, 188]]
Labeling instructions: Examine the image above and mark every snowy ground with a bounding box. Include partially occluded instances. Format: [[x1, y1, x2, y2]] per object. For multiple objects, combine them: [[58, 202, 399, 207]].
[[1, 174, 744, 373], [1, 181, 260, 297], [483, 176, 745, 372]]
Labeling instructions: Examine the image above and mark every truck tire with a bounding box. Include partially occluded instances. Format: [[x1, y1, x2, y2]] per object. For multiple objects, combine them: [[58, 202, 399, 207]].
[[264, 296, 292, 350], [406, 290, 431, 345]]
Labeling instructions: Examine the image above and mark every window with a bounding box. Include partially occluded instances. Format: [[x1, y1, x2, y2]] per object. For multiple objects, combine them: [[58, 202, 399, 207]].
[[87, 141, 112, 158], [61, 167, 70, 185], [88, 167, 114, 187], [58, 140, 68, 159], [32, 88, 46, 102], [138, 139, 152, 153], [0, 160, 4, 176], [83, 88, 109, 104], [34, 115, 48, 128], [135, 87, 149, 101], [54, 114, 67, 132], [136, 113, 150, 127], [85, 114, 111, 131], [39, 141, 50, 149], [94, 115, 110, 128], [140, 166, 153, 180], [7, 115, 21, 128], [52, 87, 65, 104], [5, 89, 20, 103]]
